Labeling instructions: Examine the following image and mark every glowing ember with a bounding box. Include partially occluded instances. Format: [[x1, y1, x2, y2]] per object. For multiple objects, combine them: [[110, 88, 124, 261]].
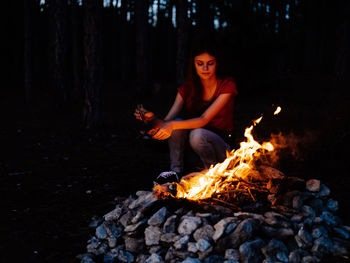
[[154, 106, 283, 202]]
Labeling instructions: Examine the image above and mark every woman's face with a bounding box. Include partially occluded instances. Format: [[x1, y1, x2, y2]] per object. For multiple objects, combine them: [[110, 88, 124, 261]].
[[194, 52, 217, 80]]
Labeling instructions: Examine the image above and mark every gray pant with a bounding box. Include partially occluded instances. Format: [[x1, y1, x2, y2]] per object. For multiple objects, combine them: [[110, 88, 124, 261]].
[[168, 128, 231, 174]]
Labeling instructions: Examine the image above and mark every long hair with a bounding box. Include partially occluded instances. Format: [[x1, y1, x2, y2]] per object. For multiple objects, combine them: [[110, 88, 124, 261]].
[[183, 35, 223, 114]]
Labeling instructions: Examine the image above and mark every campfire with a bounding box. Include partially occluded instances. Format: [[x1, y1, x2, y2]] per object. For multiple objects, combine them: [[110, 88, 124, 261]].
[[78, 107, 350, 263], [154, 106, 284, 210]]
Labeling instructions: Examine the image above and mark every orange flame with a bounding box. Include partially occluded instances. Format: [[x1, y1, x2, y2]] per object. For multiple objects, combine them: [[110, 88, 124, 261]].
[[173, 108, 281, 201], [274, 106, 281, 115]]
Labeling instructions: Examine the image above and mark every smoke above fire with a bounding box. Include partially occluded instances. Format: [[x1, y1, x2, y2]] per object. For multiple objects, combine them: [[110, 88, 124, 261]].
[[265, 130, 317, 167]]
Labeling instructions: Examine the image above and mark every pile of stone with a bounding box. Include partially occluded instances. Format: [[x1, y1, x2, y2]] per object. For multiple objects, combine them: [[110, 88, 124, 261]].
[[77, 178, 350, 263]]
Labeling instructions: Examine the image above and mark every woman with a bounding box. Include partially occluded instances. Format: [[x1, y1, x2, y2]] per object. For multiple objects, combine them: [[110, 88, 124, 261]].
[[135, 38, 238, 184]]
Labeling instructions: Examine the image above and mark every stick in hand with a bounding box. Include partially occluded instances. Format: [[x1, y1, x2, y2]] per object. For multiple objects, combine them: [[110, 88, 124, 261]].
[[134, 104, 164, 137]]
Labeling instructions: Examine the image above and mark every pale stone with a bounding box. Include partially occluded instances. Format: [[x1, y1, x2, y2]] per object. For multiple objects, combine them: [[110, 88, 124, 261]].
[[306, 179, 321, 192], [178, 216, 202, 236], [144, 226, 161, 246]]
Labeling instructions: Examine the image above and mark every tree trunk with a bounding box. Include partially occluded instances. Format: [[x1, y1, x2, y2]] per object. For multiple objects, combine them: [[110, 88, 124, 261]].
[[196, 0, 213, 34], [176, 0, 189, 86], [135, 0, 149, 100], [83, 0, 104, 129], [119, 0, 129, 86], [71, 0, 82, 110], [48, 0, 69, 113], [24, 0, 34, 106]]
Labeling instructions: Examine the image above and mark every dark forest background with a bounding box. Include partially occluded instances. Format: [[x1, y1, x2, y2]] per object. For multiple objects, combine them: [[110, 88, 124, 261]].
[[1, 0, 350, 262], [3, 0, 350, 129]]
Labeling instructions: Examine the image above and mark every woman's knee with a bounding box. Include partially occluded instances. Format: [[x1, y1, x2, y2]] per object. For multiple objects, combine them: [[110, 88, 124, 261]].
[[189, 128, 207, 149]]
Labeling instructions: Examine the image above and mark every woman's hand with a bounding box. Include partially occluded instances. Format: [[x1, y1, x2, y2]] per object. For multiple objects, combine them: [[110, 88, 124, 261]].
[[134, 104, 155, 123], [152, 121, 174, 140]]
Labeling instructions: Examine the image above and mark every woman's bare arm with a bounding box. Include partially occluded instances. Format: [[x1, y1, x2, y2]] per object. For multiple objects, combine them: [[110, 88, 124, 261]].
[[163, 92, 185, 121], [153, 93, 232, 140]]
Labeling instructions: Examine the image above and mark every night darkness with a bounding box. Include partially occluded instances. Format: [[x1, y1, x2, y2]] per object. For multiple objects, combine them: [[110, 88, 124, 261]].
[[1, 0, 350, 262]]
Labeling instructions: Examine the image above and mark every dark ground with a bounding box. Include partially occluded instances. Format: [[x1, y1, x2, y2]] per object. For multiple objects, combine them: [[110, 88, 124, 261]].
[[1, 76, 350, 263]]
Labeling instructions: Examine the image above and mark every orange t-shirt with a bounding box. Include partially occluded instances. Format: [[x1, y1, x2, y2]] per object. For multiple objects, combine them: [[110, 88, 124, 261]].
[[178, 77, 238, 132]]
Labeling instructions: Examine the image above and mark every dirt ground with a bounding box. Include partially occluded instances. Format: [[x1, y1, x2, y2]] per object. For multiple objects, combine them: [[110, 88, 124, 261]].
[[1, 79, 350, 263]]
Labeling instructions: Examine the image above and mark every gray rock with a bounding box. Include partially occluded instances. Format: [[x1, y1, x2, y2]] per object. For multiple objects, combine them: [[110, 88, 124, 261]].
[[124, 236, 145, 253], [95, 225, 108, 239], [115, 249, 135, 263], [148, 207, 168, 226], [317, 184, 330, 198], [187, 242, 198, 253], [165, 246, 175, 261], [213, 217, 237, 241], [104, 221, 123, 238], [341, 225, 350, 232], [289, 249, 305, 263], [262, 258, 276, 263], [196, 238, 211, 252], [129, 192, 158, 211], [78, 253, 95, 263], [320, 211, 337, 226], [193, 224, 215, 241], [301, 255, 319, 263], [178, 216, 202, 236], [145, 226, 161, 246], [264, 215, 291, 228], [160, 232, 177, 245], [331, 239, 350, 257], [216, 218, 258, 251], [291, 214, 304, 223], [298, 227, 313, 247], [224, 249, 239, 260], [104, 205, 123, 221], [333, 227, 350, 239], [280, 190, 302, 208], [145, 253, 164, 263], [295, 235, 307, 249], [204, 254, 225, 263], [312, 225, 328, 239], [182, 258, 201, 263], [233, 212, 264, 222], [86, 237, 102, 255], [136, 190, 151, 197], [239, 238, 265, 263], [309, 199, 324, 215], [301, 205, 316, 219], [196, 212, 212, 218], [262, 238, 288, 258], [174, 235, 190, 250], [262, 226, 294, 240], [136, 254, 149, 263], [276, 251, 289, 262], [173, 249, 191, 260], [120, 211, 135, 227], [131, 211, 145, 224], [107, 236, 117, 248], [306, 179, 321, 192], [149, 245, 163, 254], [311, 236, 333, 257], [163, 215, 177, 233], [293, 195, 304, 210], [225, 221, 238, 234], [198, 247, 214, 261], [124, 218, 147, 232], [326, 199, 339, 212]]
